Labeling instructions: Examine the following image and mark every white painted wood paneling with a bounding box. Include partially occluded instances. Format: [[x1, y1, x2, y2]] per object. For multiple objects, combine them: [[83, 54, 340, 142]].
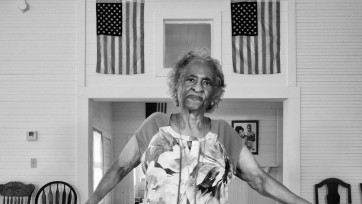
[[0, 0, 77, 201], [296, 1, 362, 203], [111, 102, 145, 204], [92, 102, 113, 140], [91, 101, 113, 203]]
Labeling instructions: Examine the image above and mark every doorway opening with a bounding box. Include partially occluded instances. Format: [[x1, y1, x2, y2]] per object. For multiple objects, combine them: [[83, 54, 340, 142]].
[[89, 100, 283, 204]]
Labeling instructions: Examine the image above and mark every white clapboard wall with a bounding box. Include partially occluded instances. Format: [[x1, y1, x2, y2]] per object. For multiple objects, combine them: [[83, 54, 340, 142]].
[[0, 0, 78, 196], [111, 102, 146, 204], [91, 101, 113, 204], [296, 0, 362, 203]]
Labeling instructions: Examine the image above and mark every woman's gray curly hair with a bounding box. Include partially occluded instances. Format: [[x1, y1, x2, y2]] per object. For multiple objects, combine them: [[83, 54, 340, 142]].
[[167, 50, 225, 113]]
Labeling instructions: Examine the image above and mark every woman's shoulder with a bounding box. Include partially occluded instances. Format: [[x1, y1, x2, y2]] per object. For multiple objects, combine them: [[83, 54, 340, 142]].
[[147, 112, 168, 119], [145, 112, 169, 126], [210, 118, 231, 127], [209, 118, 235, 134]]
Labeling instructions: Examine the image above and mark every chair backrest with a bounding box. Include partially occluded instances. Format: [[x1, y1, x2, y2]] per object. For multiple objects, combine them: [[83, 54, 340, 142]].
[[0, 181, 35, 204], [315, 178, 352, 204], [35, 181, 77, 204]]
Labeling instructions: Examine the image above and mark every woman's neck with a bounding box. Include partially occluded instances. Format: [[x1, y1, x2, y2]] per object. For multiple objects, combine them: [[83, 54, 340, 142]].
[[173, 110, 210, 137]]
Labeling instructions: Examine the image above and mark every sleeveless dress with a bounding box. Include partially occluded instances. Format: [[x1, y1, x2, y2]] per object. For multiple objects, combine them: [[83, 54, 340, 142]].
[[134, 113, 244, 204]]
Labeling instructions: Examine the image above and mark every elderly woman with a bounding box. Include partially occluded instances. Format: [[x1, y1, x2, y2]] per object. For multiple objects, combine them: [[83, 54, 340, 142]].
[[86, 51, 310, 204]]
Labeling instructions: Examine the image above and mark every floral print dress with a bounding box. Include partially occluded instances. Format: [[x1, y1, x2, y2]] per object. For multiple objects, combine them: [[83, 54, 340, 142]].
[[136, 113, 243, 204]]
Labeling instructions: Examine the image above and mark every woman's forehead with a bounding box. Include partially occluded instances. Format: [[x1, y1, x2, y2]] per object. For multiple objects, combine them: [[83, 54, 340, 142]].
[[182, 63, 215, 79]]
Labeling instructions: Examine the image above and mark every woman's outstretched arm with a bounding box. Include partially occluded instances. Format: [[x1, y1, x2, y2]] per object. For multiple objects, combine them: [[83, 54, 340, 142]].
[[236, 147, 311, 204], [86, 135, 141, 204]]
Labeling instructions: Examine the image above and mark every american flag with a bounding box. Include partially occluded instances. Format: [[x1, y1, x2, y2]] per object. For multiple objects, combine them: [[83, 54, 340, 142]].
[[96, 0, 144, 74], [231, 0, 280, 74]]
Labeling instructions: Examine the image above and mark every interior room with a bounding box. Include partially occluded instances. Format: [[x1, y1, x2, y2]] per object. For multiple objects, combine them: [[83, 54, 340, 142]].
[[1, 0, 361, 204], [90, 101, 283, 204]]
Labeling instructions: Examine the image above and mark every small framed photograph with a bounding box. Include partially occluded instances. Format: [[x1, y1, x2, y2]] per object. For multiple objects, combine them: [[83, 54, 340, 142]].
[[232, 120, 259, 155]]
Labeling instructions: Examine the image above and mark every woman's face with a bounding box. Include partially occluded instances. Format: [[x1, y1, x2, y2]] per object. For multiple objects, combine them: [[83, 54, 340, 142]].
[[176, 63, 216, 113]]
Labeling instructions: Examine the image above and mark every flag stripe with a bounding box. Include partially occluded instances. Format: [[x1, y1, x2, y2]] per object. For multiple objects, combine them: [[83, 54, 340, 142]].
[[114, 37, 119, 74], [136, 1, 141, 74], [254, 35, 259, 74], [96, 36, 101, 73], [232, 37, 237, 73], [107, 36, 112, 73], [231, 0, 280, 75], [103, 35, 108, 74], [261, 1, 266, 74], [111, 36, 115, 74], [126, 2, 130, 75], [239, 36, 244, 74], [140, 2, 144, 73], [276, 0, 281, 73], [247, 37, 252, 74], [119, 36, 123, 74], [122, 1, 127, 75], [265, 1, 270, 74], [133, 2, 137, 74], [269, 1, 274, 74], [257, 2, 262, 74], [129, 2, 134, 74]]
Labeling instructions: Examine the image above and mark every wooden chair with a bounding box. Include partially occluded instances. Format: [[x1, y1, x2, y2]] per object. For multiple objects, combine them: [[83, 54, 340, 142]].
[[35, 181, 77, 204], [315, 178, 352, 204], [0, 181, 35, 204]]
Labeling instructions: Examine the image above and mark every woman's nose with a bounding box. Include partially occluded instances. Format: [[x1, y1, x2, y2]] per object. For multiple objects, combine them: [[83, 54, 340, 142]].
[[192, 81, 204, 92]]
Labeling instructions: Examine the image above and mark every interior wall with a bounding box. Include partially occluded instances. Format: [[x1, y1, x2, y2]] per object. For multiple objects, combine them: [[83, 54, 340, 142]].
[[111, 101, 283, 204], [92, 102, 113, 141], [296, 0, 362, 203], [91, 101, 113, 203], [0, 0, 77, 196], [111, 102, 146, 204]]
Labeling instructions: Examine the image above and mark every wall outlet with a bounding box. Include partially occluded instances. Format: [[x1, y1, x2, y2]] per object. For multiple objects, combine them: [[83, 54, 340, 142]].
[[31, 158, 37, 168]]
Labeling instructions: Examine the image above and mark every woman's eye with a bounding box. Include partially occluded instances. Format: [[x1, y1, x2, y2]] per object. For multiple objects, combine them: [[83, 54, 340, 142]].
[[186, 78, 195, 83], [203, 81, 212, 86]]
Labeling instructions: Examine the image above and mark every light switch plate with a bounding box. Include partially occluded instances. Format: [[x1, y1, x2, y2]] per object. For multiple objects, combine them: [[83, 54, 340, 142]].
[[31, 158, 37, 168], [26, 131, 37, 141]]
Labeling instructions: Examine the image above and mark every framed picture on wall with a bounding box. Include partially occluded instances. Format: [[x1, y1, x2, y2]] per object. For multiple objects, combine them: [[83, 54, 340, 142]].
[[232, 120, 259, 155]]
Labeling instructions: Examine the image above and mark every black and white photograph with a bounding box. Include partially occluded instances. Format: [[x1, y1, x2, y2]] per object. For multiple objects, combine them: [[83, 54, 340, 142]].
[[232, 120, 259, 155], [1, 0, 361, 204]]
